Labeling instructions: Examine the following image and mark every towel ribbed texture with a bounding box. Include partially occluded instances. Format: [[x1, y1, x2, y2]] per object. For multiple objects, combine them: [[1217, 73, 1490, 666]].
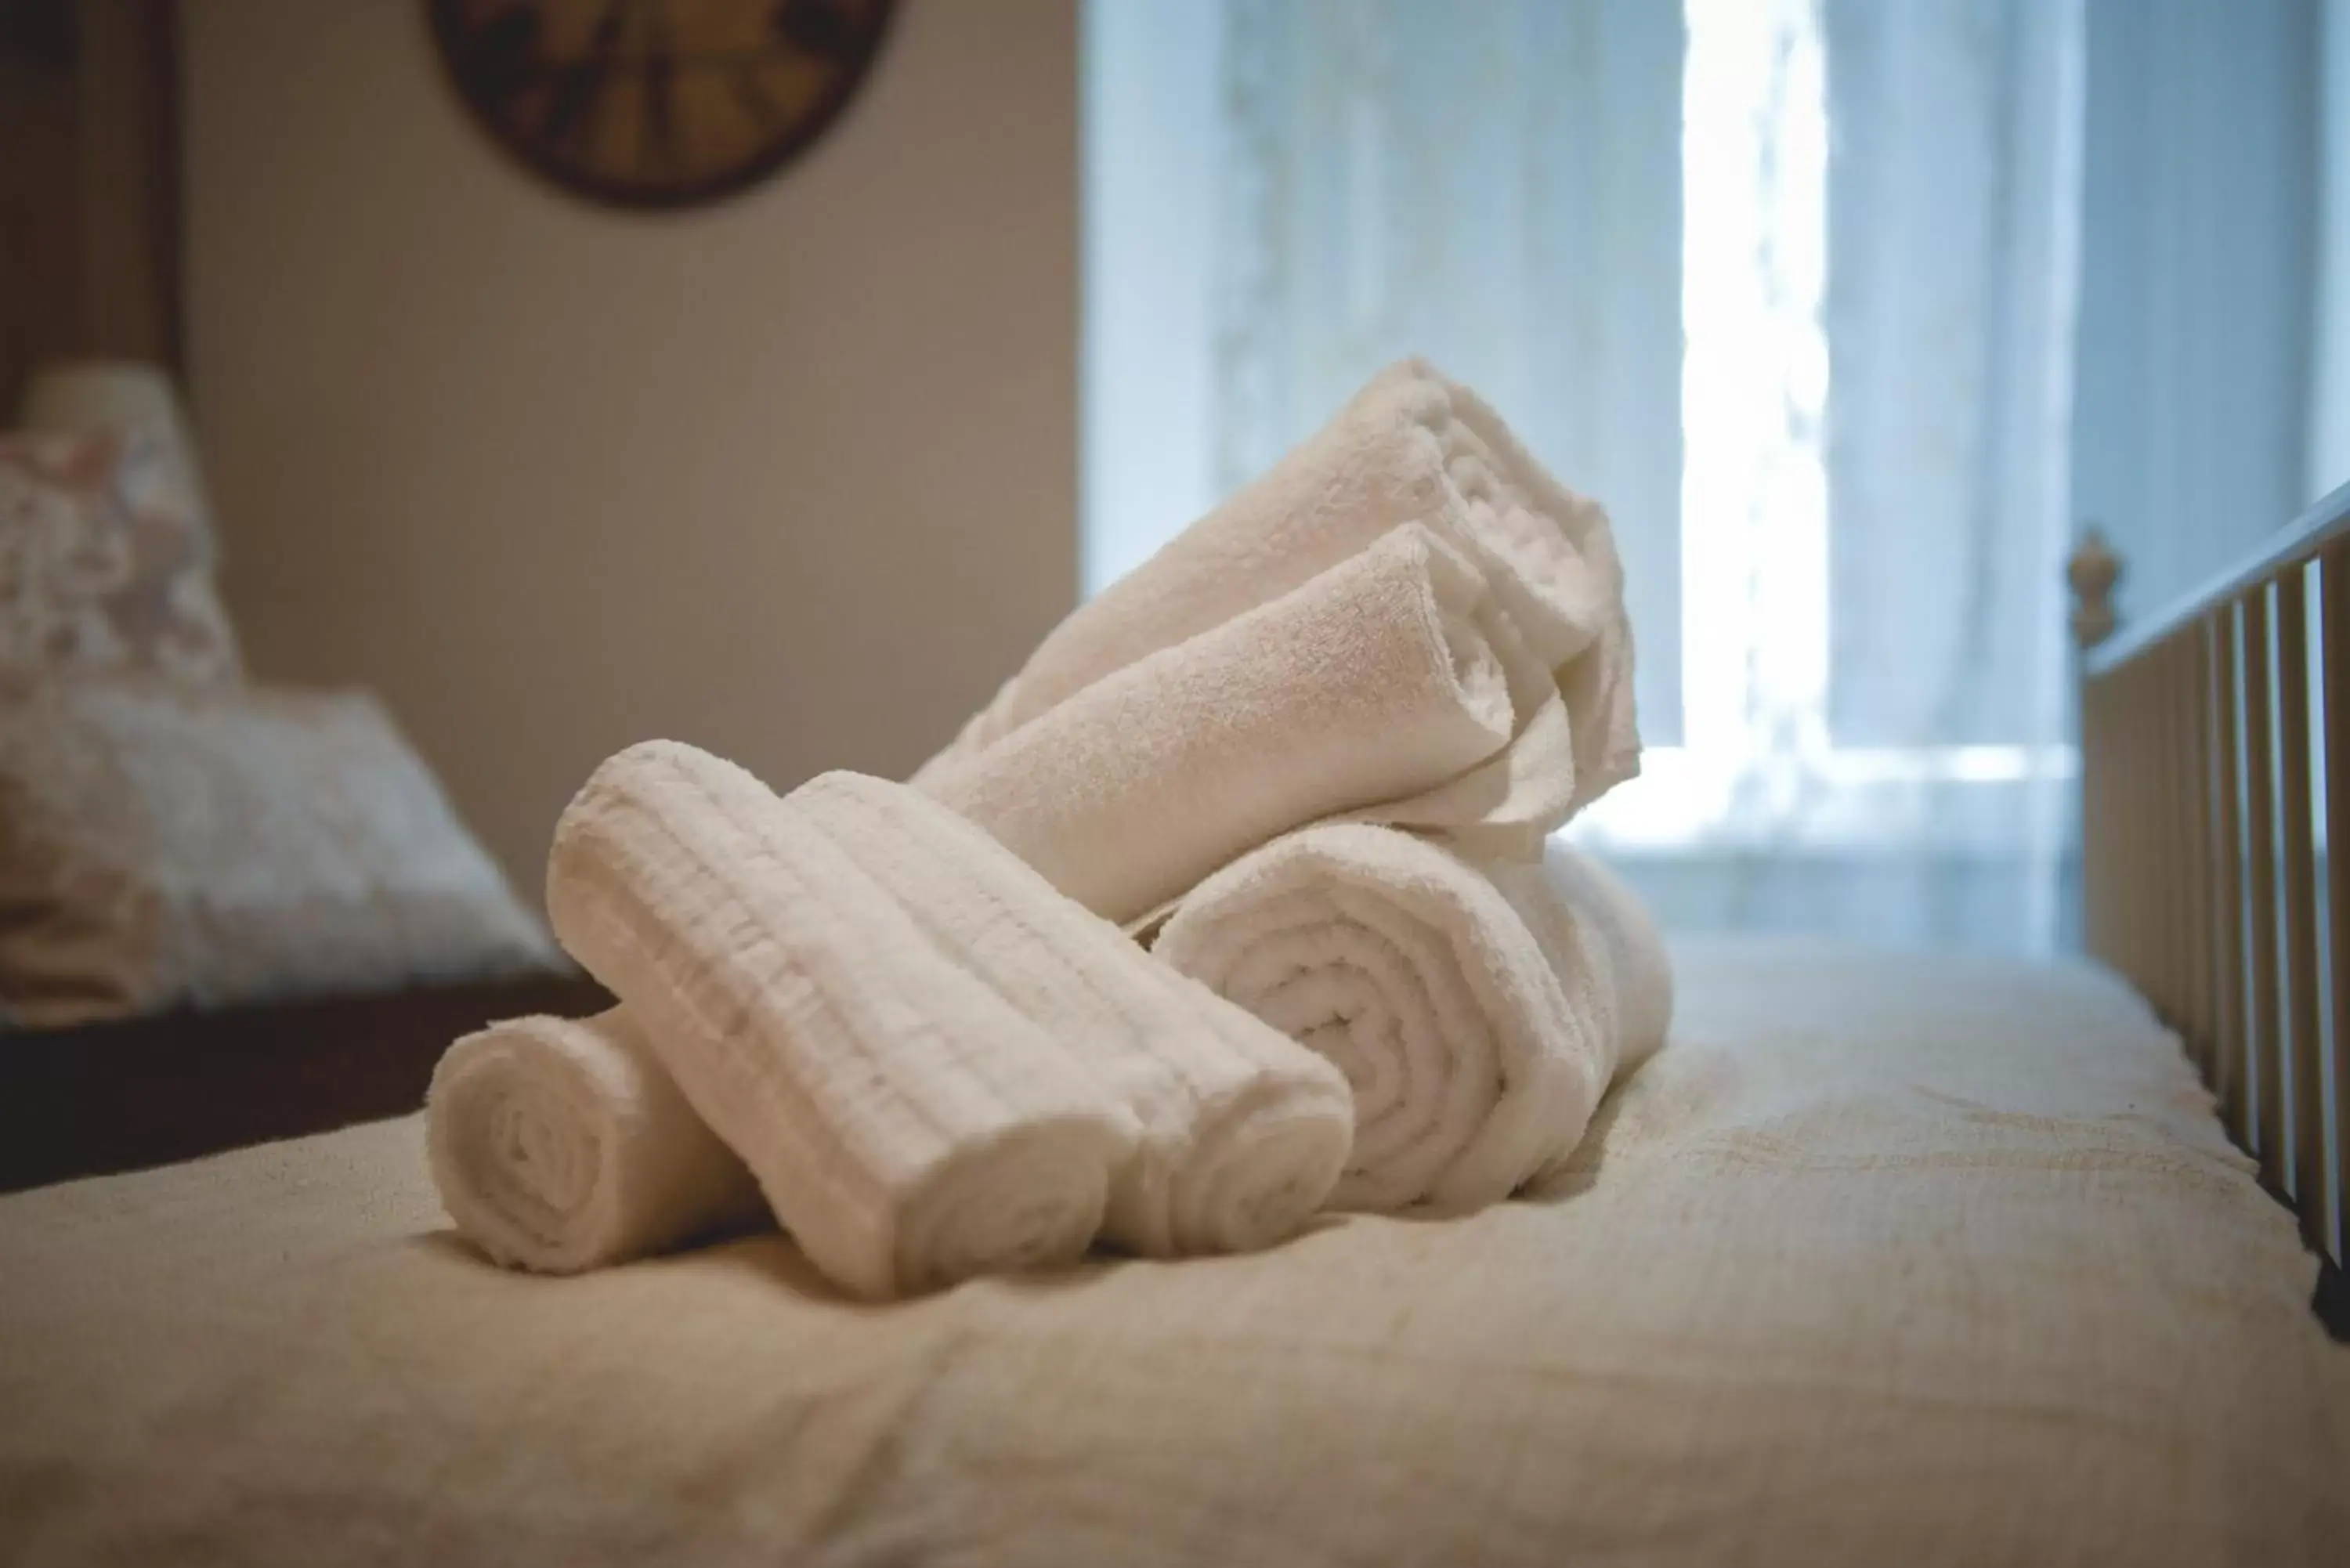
[[1154, 827, 1673, 1212], [791, 771, 1353, 1259], [545, 742, 1137, 1299], [425, 1010, 765, 1274]]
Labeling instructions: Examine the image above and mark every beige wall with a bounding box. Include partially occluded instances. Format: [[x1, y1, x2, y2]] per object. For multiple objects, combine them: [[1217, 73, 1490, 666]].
[[180, 0, 1079, 889]]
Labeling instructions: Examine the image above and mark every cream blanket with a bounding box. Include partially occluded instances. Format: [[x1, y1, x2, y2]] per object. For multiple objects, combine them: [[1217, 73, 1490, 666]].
[[3, 942, 2341, 1567]]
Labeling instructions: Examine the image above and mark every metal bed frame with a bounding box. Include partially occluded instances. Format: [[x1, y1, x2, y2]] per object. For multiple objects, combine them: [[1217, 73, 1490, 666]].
[[2072, 479, 2350, 1306]]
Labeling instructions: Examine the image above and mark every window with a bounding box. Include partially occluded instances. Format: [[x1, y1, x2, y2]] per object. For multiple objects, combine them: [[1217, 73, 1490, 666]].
[[1084, 0, 2321, 952]]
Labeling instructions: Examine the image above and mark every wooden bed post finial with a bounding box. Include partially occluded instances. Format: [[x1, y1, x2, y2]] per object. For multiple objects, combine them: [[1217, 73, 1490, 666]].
[[2068, 526, 2121, 652]]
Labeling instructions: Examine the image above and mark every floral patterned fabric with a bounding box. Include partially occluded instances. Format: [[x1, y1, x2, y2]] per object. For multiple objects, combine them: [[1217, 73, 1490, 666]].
[[19, 359, 223, 565], [0, 430, 242, 687]]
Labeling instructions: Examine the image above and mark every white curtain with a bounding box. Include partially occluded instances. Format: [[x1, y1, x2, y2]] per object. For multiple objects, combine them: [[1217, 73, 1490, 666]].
[[1191, 0, 2088, 952], [1770, 0, 2084, 950], [1212, 0, 1687, 740]]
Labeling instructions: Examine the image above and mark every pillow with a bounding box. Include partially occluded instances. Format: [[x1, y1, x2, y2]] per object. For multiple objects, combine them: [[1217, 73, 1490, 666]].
[[19, 359, 222, 565], [0, 430, 241, 687], [0, 676, 559, 1028]]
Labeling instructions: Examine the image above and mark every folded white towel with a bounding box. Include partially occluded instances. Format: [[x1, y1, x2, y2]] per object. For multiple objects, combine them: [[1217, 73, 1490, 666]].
[[916, 358, 1640, 823], [791, 771, 1353, 1259], [1153, 827, 1672, 1212], [425, 1010, 765, 1274], [919, 523, 1570, 926], [545, 742, 1138, 1299]]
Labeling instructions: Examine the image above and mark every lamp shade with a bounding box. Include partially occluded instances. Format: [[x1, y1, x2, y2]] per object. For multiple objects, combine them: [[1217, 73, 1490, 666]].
[[19, 359, 219, 560]]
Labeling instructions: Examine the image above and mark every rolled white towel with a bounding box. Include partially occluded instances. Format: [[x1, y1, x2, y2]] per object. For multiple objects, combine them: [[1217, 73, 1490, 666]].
[[546, 742, 1139, 1300], [1497, 840, 1675, 1080], [1154, 826, 1672, 1212], [791, 771, 1353, 1258], [920, 523, 1571, 926], [916, 358, 1640, 823], [425, 1010, 765, 1274]]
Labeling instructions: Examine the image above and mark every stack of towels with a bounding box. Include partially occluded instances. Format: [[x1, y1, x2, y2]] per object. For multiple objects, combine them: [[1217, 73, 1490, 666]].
[[426, 359, 1674, 1299]]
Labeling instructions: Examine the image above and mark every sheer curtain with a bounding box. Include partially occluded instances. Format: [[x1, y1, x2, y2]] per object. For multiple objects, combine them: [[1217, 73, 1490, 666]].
[[1636, 0, 2085, 952], [1211, 0, 1686, 739], [1083, 0, 2097, 953]]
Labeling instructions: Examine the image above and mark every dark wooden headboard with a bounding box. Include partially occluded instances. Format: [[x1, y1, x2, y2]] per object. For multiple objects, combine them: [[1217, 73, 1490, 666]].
[[0, 972, 612, 1193], [0, 0, 180, 410]]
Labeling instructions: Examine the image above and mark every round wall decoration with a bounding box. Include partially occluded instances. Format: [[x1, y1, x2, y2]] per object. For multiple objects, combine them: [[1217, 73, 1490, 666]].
[[427, 0, 897, 210]]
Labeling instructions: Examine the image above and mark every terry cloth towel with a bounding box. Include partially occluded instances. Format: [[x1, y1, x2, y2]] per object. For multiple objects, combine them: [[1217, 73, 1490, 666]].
[[546, 742, 1139, 1299], [1153, 826, 1673, 1212], [425, 1009, 765, 1274], [919, 522, 1569, 927], [1501, 842, 1675, 1081], [915, 357, 1640, 825], [790, 771, 1353, 1259]]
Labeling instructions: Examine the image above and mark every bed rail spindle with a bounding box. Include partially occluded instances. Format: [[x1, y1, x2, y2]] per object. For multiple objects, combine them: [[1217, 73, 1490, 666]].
[[2276, 569, 2326, 1249], [2131, 658, 2157, 998], [2214, 603, 2250, 1138], [2324, 544, 2349, 1266], [2088, 686, 2108, 962], [2243, 585, 2286, 1196], [2153, 649, 2190, 1029], [2160, 643, 2190, 1031], [2173, 638, 2201, 1046], [2115, 671, 2133, 976], [2088, 678, 2112, 966], [2116, 673, 2135, 980], [2083, 681, 2111, 965], [2182, 624, 2214, 1073], [2071, 532, 2119, 969], [2148, 648, 2173, 1026], [2134, 663, 2153, 1006]]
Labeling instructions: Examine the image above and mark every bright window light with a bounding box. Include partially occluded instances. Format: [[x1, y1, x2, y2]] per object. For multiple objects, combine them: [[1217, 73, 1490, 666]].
[[1573, 0, 2073, 855]]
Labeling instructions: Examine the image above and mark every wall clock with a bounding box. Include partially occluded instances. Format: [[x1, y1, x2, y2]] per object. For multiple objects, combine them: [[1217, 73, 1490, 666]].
[[427, 0, 897, 210]]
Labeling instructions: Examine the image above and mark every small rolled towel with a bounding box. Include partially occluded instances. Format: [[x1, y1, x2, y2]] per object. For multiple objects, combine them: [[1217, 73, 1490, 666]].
[[425, 1010, 765, 1274], [546, 742, 1139, 1299], [1153, 826, 1672, 1212], [916, 357, 1640, 823], [790, 771, 1353, 1258], [920, 522, 1572, 928]]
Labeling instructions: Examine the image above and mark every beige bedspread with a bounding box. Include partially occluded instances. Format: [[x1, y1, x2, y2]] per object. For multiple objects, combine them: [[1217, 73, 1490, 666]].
[[2, 940, 2344, 1566]]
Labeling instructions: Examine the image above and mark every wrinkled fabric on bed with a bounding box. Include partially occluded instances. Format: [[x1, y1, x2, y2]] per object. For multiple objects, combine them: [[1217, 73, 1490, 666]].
[[1, 940, 2344, 1568]]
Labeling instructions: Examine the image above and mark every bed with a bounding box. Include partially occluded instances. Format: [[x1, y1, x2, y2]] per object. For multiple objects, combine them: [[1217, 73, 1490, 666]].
[[2, 500, 2348, 1566]]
